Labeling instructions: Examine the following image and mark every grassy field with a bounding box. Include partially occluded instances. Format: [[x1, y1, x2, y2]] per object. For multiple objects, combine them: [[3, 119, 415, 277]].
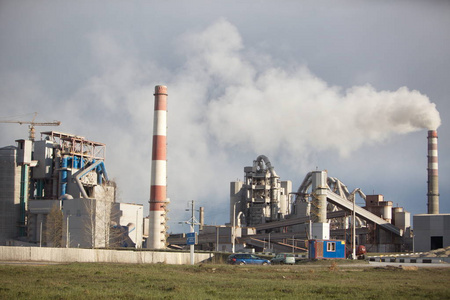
[[0, 262, 449, 299]]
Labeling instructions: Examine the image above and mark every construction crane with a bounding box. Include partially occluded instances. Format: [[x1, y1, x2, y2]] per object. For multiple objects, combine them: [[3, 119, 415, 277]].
[[0, 112, 61, 141]]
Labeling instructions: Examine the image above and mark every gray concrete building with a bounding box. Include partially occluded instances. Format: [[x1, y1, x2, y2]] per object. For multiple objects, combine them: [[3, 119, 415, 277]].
[[0, 146, 22, 244], [413, 214, 450, 252]]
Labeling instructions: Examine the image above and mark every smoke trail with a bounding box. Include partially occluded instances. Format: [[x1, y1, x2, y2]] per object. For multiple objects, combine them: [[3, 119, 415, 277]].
[[173, 19, 441, 162]]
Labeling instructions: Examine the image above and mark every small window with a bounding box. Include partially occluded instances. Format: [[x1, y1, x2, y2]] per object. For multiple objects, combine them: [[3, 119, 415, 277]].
[[327, 242, 336, 252]]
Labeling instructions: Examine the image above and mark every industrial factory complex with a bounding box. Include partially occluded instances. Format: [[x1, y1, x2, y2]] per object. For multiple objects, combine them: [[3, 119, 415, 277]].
[[0, 85, 448, 259], [0, 131, 143, 249]]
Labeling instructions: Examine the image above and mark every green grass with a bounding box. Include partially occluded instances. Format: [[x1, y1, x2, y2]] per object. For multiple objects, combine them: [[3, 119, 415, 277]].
[[0, 262, 449, 299]]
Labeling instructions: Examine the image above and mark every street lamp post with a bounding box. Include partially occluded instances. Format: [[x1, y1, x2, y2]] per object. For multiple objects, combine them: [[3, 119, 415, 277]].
[[232, 201, 242, 254], [39, 221, 42, 247], [352, 196, 356, 260], [135, 209, 139, 249], [216, 227, 219, 252], [66, 215, 70, 248], [292, 235, 295, 253], [232, 202, 236, 253]]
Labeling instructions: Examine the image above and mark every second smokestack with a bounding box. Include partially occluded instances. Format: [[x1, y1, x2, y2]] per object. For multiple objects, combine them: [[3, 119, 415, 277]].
[[427, 130, 439, 214]]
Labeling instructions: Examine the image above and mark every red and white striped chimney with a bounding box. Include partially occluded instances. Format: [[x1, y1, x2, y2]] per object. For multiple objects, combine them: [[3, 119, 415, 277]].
[[427, 130, 439, 214], [148, 85, 168, 249]]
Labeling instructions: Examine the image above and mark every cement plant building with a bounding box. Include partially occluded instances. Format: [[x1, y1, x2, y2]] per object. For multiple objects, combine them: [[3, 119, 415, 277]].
[[0, 131, 142, 248]]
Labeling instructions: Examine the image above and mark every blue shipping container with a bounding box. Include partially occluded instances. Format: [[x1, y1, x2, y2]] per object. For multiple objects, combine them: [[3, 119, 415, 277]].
[[308, 239, 346, 259]]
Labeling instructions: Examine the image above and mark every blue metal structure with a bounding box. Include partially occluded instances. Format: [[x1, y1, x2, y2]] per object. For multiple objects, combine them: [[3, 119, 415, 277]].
[[60, 156, 68, 196]]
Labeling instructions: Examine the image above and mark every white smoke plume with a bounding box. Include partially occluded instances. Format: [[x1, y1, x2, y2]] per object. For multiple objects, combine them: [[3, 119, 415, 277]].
[[173, 19, 441, 162]]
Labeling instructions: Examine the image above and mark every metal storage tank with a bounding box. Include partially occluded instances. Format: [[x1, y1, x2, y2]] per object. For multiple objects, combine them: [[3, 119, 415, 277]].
[[381, 202, 392, 222]]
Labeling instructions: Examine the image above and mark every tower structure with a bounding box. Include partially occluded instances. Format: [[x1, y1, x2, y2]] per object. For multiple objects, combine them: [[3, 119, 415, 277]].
[[230, 155, 291, 228], [427, 130, 439, 214], [147, 85, 168, 249]]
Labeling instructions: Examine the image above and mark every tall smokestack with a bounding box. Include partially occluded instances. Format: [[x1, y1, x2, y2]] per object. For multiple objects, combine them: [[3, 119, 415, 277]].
[[427, 130, 439, 214], [147, 85, 168, 249]]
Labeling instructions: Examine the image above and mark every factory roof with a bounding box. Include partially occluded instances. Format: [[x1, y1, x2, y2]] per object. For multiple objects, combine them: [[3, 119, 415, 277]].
[[40, 131, 106, 160]]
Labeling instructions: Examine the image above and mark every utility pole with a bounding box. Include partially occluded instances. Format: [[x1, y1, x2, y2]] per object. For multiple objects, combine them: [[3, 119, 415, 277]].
[[352, 195, 356, 260], [190, 200, 195, 265], [184, 200, 200, 265]]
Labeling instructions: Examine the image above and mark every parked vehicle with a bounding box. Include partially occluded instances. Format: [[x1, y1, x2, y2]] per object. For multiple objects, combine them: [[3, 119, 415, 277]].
[[346, 245, 367, 259], [271, 253, 296, 265], [227, 254, 271, 265]]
